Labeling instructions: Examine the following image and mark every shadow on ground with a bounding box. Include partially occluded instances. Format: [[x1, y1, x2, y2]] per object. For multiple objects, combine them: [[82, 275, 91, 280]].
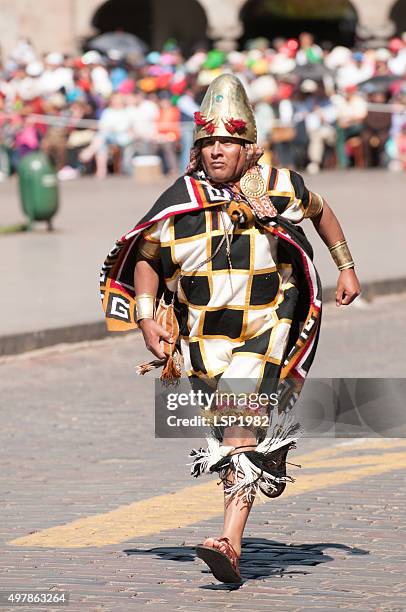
[[124, 538, 369, 590]]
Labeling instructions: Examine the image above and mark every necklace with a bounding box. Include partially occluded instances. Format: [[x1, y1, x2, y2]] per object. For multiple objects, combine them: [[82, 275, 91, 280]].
[[221, 172, 278, 222]]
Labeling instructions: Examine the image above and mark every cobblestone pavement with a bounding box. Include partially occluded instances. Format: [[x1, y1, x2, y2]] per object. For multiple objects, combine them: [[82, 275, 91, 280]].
[[0, 295, 405, 611]]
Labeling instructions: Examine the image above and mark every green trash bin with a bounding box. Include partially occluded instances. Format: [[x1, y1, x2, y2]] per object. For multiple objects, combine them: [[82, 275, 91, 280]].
[[18, 152, 59, 230]]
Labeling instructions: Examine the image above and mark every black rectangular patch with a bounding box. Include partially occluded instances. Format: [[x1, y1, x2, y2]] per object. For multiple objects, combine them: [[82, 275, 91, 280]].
[[173, 209, 207, 239], [250, 271, 280, 305], [161, 246, 179, 280], [232, 327, 273, 356], [180, 275, 211, 306], [189, 340, 208, 374], [270, 195, 291, 214], [203, 308, 244, 339], [211, 234, 251, 270]]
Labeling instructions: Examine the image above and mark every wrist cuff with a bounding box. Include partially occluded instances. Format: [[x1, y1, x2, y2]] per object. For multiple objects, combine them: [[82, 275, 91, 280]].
[[329, 240, 354, 271], [135, 294, 155, 322]]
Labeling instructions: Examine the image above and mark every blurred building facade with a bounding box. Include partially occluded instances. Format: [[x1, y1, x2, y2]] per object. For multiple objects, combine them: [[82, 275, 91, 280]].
[[0, 0, 405, 57]]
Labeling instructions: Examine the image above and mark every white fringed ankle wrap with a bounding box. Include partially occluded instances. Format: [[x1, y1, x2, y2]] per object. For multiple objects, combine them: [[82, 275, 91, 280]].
[[189, 402, 302, 502]]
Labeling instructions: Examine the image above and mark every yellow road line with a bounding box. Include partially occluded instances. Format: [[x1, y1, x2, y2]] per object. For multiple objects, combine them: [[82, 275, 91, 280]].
[[8, 439, 406, 549]]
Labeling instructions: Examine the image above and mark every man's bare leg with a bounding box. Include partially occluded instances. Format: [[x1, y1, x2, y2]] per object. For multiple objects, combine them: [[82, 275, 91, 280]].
[[202, 426, 256, 558]]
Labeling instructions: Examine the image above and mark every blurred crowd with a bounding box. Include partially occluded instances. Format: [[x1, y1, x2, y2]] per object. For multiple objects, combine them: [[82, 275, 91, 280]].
[[1, 32, 406, 181]]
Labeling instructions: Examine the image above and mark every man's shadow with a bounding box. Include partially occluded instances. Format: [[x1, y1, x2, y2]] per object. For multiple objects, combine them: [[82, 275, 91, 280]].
[[124, 538, 368, 590]]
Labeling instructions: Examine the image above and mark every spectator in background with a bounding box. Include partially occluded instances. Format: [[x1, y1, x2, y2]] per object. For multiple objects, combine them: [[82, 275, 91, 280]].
[[334, 85, 368, 168], [79, 92, 133, 178], [387, 86, 406, 170], [2, 32, 406, 178], [374, 48, 392, 76], [387, 37, 406, 75], [14, 60, 44, 102], [254, 95, 274, 159], [124, 91, 159, 174], [85, 51, 112, 99], [14, 115, 40, 163], [305, 82, 337, 174], [38, 53, 74, 96], [336, 51, 374, 90], [361, 91, 392, 167], [59, 98, 96, 180], [1, 65, 27, 104], [269, 77, 296, 167], [126, 91, 159, 155], [250, 74, 277, 154], [177, 86, 199, 173], [157, 92, 180, 175], [9, 37, 36, 66], [40, 93, 69, 170], [296, 32, 323, 65], [109, 56, 129, 92], [290, 79, 316, 169]]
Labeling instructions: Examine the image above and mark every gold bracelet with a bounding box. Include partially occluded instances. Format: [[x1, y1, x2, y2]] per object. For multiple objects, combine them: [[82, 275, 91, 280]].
[[138, 237, 161, 260], [135, 293, 156, 321], [304, 191, 324, 219], [329, 240, 354, 271]]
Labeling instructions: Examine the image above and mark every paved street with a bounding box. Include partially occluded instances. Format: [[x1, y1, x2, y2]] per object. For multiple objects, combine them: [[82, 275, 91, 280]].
[[0, 170, 405, 340], [1, 293, 405, 611]]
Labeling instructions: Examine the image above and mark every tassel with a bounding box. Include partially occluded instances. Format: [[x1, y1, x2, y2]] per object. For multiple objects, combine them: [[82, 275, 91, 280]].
[[194, 111, 216, 134], [188, 438, 234, 476], [136, 358, 166, 375], [160, 350, 182, 385], [223, 117, 247, 135], [189, 447, 210, 477], [194, 111, 207, 126], [205, 121, 216, 135]]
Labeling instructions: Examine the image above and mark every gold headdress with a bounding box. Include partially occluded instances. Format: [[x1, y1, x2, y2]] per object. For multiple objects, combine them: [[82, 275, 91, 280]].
[[193, 74, 257, 144]]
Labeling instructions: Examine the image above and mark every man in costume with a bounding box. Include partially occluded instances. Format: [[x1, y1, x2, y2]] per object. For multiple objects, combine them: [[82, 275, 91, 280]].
[[100, 75, 360, 584]]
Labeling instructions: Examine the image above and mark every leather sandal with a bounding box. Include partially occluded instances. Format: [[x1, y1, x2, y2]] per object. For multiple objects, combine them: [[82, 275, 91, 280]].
[[196, 536, 242, 583]]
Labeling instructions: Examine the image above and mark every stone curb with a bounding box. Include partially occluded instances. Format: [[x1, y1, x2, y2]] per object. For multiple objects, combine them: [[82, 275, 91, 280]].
[[1, 276, 405, 357]]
